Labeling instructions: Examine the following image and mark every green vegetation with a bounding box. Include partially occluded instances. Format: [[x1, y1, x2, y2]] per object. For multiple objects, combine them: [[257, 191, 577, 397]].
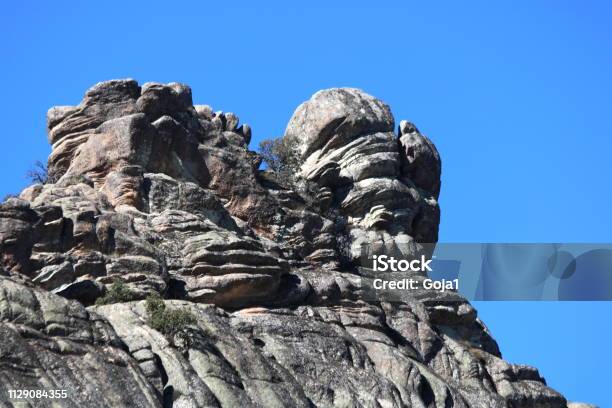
[[258, 135, 301, 182], [96, 285, 196, 346], [95, 280, 138, 305], [145, 294, 196, 346], [26, 160, 52, 184]]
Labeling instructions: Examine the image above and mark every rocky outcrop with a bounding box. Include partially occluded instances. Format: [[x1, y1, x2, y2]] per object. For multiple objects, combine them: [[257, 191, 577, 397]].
[[12, 80, 288, 308], [284, 88, 441, 260], [0, 277, 161, 407], [0, 80, 577, 407]]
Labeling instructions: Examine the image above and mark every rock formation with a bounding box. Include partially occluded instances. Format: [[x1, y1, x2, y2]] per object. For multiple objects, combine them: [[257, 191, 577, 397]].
[[0, 80, 587, 407]]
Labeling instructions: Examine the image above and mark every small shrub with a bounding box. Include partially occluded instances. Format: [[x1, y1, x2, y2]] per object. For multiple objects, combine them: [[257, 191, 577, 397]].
[[258, 136, 302, 183], [26, 160, 50, 184], [95, 281, 138, 305], [145, 294, 196, 347], [26, 160, 59, 185]]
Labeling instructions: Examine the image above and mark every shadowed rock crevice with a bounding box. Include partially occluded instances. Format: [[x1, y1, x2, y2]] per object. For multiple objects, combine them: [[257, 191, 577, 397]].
[[0, 80, 580, 408]]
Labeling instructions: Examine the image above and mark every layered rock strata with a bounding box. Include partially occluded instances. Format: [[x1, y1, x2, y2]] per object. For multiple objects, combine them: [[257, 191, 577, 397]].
[[0, 80, 582, 408]]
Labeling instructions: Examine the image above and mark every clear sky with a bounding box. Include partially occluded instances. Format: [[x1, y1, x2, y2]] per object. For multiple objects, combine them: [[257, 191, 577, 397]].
[[1, 1, 611, 406]]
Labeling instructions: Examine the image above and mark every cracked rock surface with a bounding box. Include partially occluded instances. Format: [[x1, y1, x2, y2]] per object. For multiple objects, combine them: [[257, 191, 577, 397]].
[[0, 80, 586, 407]]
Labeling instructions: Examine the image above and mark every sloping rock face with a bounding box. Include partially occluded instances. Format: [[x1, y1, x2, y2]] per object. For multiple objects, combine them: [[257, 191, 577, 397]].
[[0, 80, 575, 408], [0, 277, 161, 407]]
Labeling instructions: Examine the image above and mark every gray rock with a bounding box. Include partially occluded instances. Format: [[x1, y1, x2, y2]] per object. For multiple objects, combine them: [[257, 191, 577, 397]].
[[399, 120, 442, 198], [0, 276, 162, 407], [0, 80, 578, 408], [238, 123, 252, 145], [32, 261, 75, 289], [53, 279, 104, 305], [283, 88, 440, 264], [285, 87, 395, 157], [194, 104, 214, 120], [224, 112, 239, 132]]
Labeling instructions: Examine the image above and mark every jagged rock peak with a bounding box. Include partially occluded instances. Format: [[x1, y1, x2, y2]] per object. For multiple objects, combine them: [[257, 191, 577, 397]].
[[0, 80, 576, 408]]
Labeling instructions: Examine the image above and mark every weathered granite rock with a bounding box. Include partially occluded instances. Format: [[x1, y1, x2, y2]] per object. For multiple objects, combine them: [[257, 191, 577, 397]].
[[0, 276, 161, 407], [92, 297, 566, 408], [6, 80, 286, 307], [284, 88, 441, 263], [0, 80, 575, 407]]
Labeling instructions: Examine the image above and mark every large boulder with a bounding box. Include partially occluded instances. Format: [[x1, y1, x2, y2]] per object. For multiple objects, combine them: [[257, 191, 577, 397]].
[[285, 88, 395, 157], [284, 88, 441, 262]]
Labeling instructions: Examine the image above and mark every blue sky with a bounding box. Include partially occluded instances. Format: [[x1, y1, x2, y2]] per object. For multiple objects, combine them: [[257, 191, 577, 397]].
[[1, 1, 611, 405]]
